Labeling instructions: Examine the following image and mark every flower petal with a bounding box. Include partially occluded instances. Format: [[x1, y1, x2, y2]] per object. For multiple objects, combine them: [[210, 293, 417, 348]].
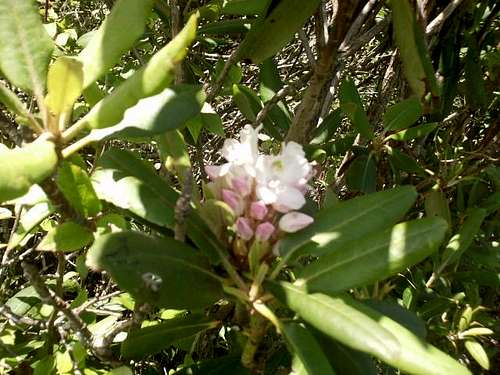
[[279, 212, 314, 233]]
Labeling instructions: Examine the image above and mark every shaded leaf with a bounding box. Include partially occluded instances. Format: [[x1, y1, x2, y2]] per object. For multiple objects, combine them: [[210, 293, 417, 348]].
[[340, 77, 374, 139], [121, 312, 219, 359], [282, 322, 335, 375], [86, 231, 224, 309], [345, 154, 377, 193], [383, 97, 422, 131], [387, 122, 438, 141], [240, 0, 321, 63], [7, 202, 54, 250]]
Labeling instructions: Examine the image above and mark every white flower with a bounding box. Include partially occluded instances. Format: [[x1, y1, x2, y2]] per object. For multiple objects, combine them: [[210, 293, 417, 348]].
[[255, 141, 314, 212], [220, 125, 260, 178]]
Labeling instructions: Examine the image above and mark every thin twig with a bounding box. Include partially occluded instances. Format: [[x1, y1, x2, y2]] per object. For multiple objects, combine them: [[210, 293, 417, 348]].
[[426, 0, 464, 36], [204, 46, 242, 103]]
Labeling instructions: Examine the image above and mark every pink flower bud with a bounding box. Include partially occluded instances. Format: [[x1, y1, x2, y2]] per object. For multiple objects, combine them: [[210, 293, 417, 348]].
[[250, 201, 268, 220], [279, 212, 314, 233], [232, 176, 252, 197], [255, 222, 275, 242], [236, 217, 254, 241], [205, 165, 222, 180], [222, 189, 245, 216]]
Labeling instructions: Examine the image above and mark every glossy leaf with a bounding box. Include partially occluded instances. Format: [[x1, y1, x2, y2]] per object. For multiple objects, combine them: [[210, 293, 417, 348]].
[[121, 312, 219, 359], [296, 218, 448, 293], [74, 14, 198, 131], [339, 77, 374, 139], [56, 160, 102, 217], [388, 148, 426, 177], [282, 322, 336, 375], [267, 282, 401, 363], [0, 140, 58, 203], [83, 85, 205, 141], [86, 231, 224, 309], [77, 0, 154, 88], [464, 339, 489, 370], [45, 57, 84, 115], [383, 97, 422, 131], [0, 0, 54, 93], [345, 154, 377, 193], [199, 0, 270, 18], [91, 148, 221, 262], [276, 186, 417, 262], [387, 122, 438, 141], [239, 0, 321, 63], [37, 221, 93, 253], [268, 283, 471, 375]]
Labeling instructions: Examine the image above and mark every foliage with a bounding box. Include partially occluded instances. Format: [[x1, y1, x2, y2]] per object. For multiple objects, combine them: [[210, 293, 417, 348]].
[[0, 0, 498, 374]]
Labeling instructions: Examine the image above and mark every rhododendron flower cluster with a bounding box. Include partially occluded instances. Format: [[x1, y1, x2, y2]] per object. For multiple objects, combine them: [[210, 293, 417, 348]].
[[205, 125, 315, 250]]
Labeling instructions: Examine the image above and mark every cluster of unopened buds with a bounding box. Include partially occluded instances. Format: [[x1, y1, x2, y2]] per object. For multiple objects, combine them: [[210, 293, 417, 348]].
[[204, 125, 315, 266]]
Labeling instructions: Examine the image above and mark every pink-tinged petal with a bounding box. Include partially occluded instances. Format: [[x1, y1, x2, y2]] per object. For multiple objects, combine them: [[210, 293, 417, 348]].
[[272, 240, 281, 256], [279, 212, 314, 233], [222, 189, 244, 216], [205, 165, 222, 180], [250, 201, 268, 220], [236, 217, 254, 241], [255, 222, 275, 242], [232, 176, 252, 197]]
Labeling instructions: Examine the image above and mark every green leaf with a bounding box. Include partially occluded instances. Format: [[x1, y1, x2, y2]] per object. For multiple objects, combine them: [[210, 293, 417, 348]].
[[83, 85, 205, 141], [240, 0, 321, 63], [296, 218, 447, 293], [339, 78, 374, 139], [282, 322, 336, 375], [45, 57, 84, 115], [86, 231, 224, 309], [268, 283, 471, 375], [387, 122, 438, 141], [56, 160, 102, 217], [199, 19, 254, 35], [425, 187, 451, 227], [7, 202, 54, 250], [77, 0, 154, 88], [345, 154, 377, 193], [38, 221, 93, 252], [464, 35, 487, 110], [439, 208, 487, 269], [390, 0, 427, 98], [175, 354, 250, 374], [388, 148, 426, 177], [0, 0, 54, 94], [311, 109, 342, 145], [75, 14, 198, 131], [267, 282, 401, 363], [464, 339, 490, 370], [0, 140, 58, 203], [310, 328, 378, 375], [199, 0, 271, 18], [0, 81, 31, 119], [277, 186, 417, 262], [91, 148, 221, 262], [121, 312, 219, 359], [383, 97, 422, 131]]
